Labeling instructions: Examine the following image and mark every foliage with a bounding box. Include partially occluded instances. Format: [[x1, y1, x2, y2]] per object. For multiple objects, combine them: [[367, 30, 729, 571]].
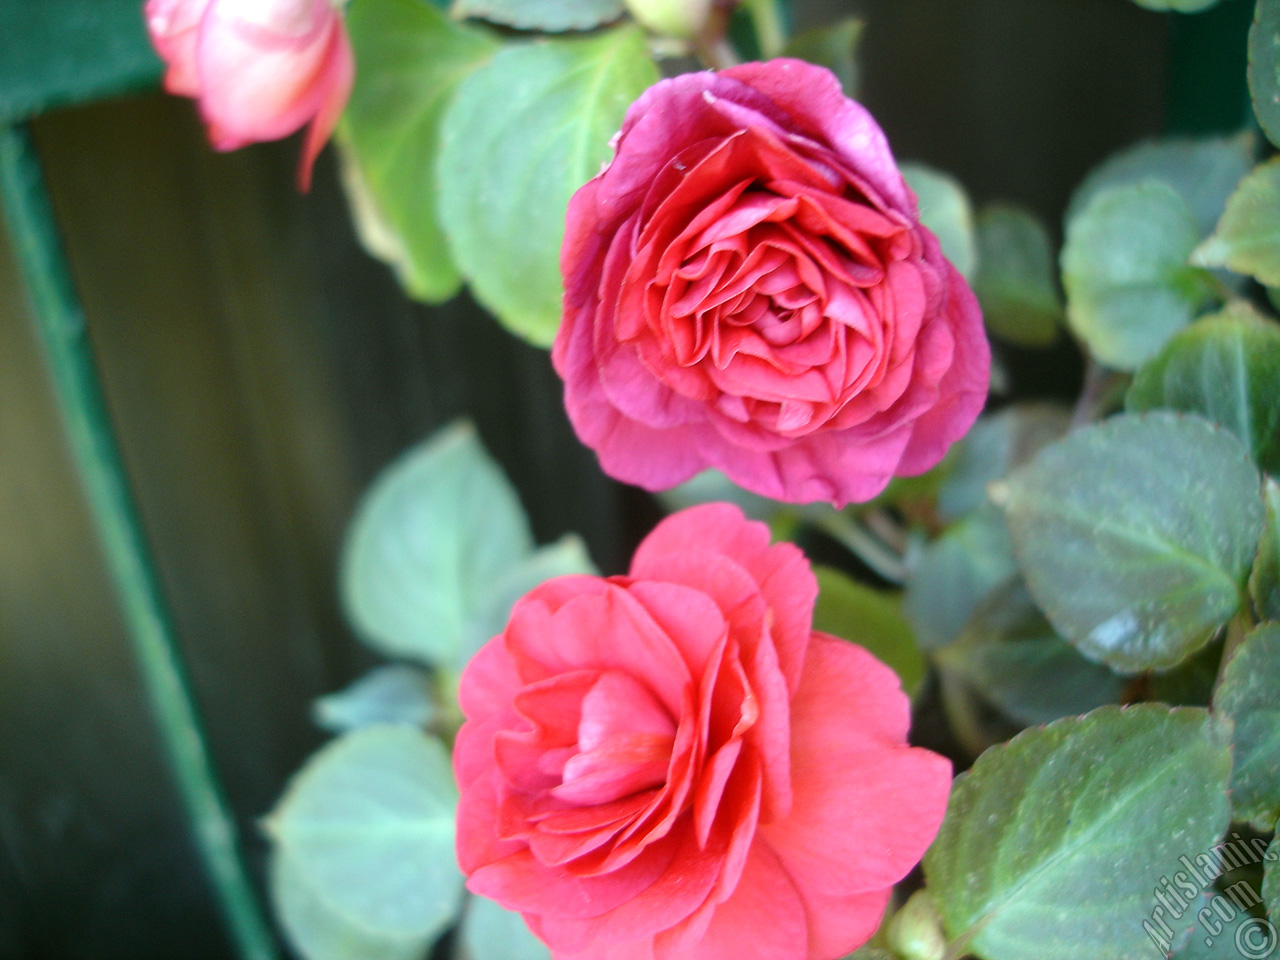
[[226, 1, 1280, 959]]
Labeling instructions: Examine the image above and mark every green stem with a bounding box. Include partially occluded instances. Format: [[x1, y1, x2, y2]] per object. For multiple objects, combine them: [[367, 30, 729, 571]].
[[743, 0, 787, 59], [0, 122, 280, 960], [814, 510, 909, 585]]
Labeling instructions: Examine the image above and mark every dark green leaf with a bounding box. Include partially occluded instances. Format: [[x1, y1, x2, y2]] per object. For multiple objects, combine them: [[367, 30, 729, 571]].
[[902, 163, 976, 280], [1249, 479, 1280, 621], [341, 0, 499, 302], [0, 0, 161, 120], [1212, 624, 1280, 829], [993, 413, 1264, 673], [903, 504, 1016, 652], [936, 403, 1071, 524], [1066, 134, 1254, 239], [1166, 889, 1270, 960], [1062, 181, 1215, 370], [1194, 157, 1280, 287], [1127, 302, 1280, 475], [341, 422, 535, 668], [313, 666, 439, 736], [924, 704, 1233, 960], [451, 0, 626, 31], [270, 851, 432, 960], [1251, 0, 1280, 150], [266, 726, 463, 939], [973, 204, 1064, 347], [936, 580, 1125, 726], [437, 26, 659, 345], [781, 19, 864, 97], [812, 566, 925, 698], [457, 894, 550, 960]]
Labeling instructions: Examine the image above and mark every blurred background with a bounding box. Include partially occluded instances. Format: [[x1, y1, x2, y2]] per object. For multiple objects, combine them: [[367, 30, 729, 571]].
[[0, 0, 1253, 956]]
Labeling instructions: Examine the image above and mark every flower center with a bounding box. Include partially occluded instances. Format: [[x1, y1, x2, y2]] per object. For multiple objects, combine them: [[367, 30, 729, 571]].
[[552, 670, 676, 807]]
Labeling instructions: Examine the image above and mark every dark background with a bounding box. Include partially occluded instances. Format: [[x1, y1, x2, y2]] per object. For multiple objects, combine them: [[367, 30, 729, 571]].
[[0, 0, 1253, 956]]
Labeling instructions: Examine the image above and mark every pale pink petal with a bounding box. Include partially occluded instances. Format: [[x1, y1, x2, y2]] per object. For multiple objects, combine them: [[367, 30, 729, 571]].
[[196, 0, 342, 148], [146, 0, 210, 96]]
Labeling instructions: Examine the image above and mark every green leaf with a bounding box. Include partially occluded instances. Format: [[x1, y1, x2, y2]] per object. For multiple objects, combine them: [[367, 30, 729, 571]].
[[1164, 889, 1268, 960], [1129, 0, 1223, 10], [437, 26, 659, 346], [924, 704, 1233, 960], [1062, 180, 1215, 370], [0, 0, 161, 120], [901, 163, 977, 280], [342, 422, 535, 668], [266, 726, 463, 939], [1127, 302, 1280, 475], [270, 851, 432, 960], [458, 894, 551, 960], [1066, 134, 1254, 239], [1212, 624, 1280, 829], [1251, 0, 1280, 150], [993, 413, 1264, 673], [781, 19, 864, 97], [1194, 157, 1280, 288], [812, 566, 925, 698], [464, 535, 598, 665], [341, 0, 499, 302], [936, 403, 1071, 524], [1249, 479, 1280, 621], [451, 0, 626, 31], [313, 667, 439, 736], [972, 204, 1064, 347], [903, 504, 1017, 653], [936, 580, 1125, 726]]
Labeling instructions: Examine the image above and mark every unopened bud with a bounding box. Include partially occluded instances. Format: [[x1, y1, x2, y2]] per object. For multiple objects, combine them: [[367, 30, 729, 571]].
[[625, 0, 715, 39], [886, 890, 947, 960]]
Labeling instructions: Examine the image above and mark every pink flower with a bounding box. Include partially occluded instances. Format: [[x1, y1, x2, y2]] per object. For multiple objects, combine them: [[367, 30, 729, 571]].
[[553, 60, 990, 506], [455, 503, 951, 960], [145, 0, 354, 189]]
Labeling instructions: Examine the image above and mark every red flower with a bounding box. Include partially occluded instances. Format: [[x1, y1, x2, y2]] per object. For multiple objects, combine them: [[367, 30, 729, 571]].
[[455, 504, 951, 960], [145, 0, 353, 189], [553, 60, 989, 506]]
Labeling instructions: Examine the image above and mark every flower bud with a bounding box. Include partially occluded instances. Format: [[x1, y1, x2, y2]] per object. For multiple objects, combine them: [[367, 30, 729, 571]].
[[144, 0, 353, 189], [624, 0, 715, 39], [887, 890, 948, 960]]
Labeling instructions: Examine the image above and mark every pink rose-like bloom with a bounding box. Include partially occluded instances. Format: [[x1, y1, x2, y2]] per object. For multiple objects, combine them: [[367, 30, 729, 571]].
[[145, 0, 353, 189], [553, 60, 990, 506], [455, 504, 951, 960]]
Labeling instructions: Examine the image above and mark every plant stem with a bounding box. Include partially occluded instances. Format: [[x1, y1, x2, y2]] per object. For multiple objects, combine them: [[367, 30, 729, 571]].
[[814, 510, 909, 585], [693, 7, 742, 69], [0, 122, 280, 960], [1069, 355, 1125, 429]]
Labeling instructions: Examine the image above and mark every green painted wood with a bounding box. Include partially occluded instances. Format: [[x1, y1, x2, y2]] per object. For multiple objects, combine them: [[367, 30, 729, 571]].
[[0, 120, 280, 960], [0, 0, 161, 121]]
